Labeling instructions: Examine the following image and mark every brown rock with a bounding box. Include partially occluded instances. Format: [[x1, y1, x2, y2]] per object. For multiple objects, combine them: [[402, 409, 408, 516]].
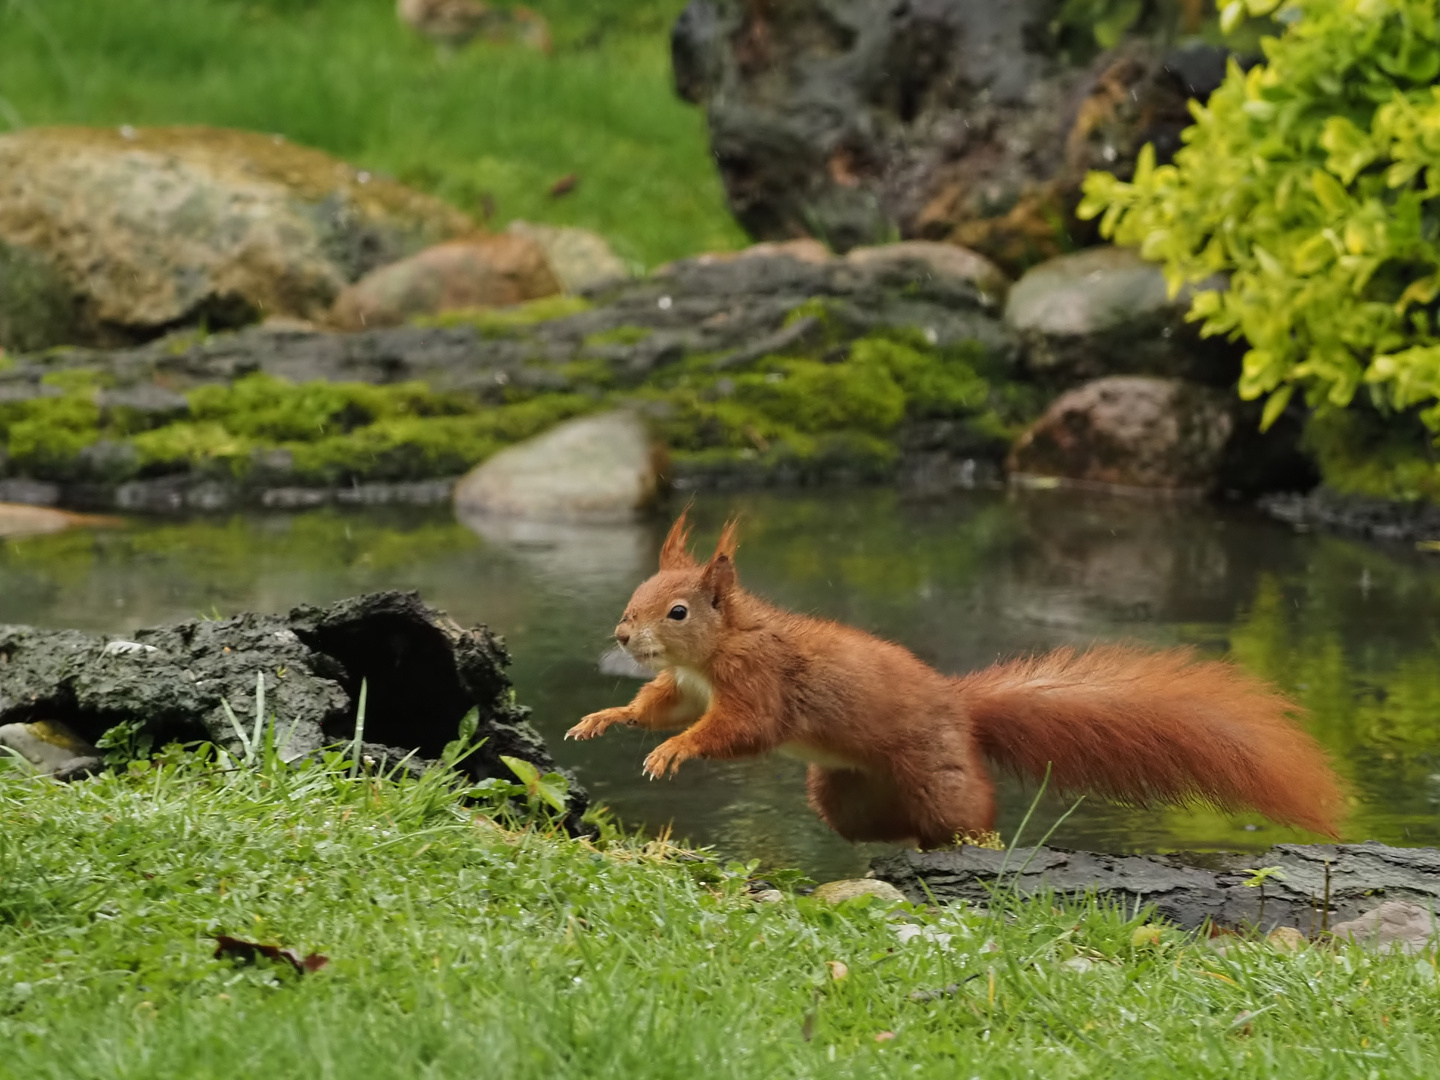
[[330, 234, 560, 330], [397, 0, 551, 52], [1008, 376, 1234, 493], [0, 126, 473, 346]]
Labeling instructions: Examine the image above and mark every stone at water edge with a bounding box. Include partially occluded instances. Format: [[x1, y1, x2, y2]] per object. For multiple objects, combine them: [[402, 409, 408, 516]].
[[1007, 376, 1234, 493], [0, 502, 121, 539], [453, 411, 666, 524], [329, 234, 561, 330], [1004, 246, 1239, 386], [0, 126, 473, 348], [507, 221, 630, 294]]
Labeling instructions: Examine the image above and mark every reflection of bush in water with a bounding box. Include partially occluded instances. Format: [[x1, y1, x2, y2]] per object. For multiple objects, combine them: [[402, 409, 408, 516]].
[[1228, 559, 1440, 841]]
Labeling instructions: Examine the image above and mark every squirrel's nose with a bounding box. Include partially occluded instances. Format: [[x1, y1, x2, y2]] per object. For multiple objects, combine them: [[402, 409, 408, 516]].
[[615, 626, 630, 645]]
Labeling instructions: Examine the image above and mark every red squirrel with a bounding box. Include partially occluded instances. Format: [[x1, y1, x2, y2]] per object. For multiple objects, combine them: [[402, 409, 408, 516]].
[[566, 512, 1345, 848]]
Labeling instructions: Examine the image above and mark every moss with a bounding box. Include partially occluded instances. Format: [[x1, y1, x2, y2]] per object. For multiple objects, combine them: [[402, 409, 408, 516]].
[[283, 395, 594, 484], [417, 296, 593, 337], [131, 422, 252, 476], [0, 241, 81, 354], [125, 378, 595, 485], [583, 325, 651, 348], [1302, 405, 1440, 503], [0, 310, 1032, 489]]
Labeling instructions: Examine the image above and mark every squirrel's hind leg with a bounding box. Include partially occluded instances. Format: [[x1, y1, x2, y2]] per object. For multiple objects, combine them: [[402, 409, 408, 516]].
[[806, 766, 917, 844], [807, 746, 997, 849]]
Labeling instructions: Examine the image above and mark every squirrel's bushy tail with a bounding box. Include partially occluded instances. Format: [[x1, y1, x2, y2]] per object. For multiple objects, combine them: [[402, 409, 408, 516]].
[[954, 645, 1344, 837]]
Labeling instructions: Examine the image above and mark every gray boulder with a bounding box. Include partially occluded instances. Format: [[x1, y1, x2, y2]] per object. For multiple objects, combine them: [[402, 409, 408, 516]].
[[453, 411, 667, 524], [1005, 246, 1238, 385]]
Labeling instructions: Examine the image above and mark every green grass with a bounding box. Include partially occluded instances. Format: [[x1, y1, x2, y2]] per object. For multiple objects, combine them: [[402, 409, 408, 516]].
[[2, 743, 1438, 1078], [0, 0, 746, 268]]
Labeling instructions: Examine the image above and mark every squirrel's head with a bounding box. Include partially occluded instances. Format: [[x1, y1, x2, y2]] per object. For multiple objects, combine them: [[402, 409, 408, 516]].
[[613, 509, 739, 672]]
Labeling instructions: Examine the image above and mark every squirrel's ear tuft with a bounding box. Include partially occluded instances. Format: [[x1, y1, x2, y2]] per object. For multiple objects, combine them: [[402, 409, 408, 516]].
[[659, 509, 697, 570], [713, 518, 740, 562], [701, 552, 736, 606]]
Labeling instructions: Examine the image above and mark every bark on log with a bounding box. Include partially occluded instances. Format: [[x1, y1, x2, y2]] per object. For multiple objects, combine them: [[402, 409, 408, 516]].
[[871, 842, 1440, 933]]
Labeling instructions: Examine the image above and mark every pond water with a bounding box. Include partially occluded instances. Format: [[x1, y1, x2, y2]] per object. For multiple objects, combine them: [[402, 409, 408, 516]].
[[3, 488, 1439, 881]]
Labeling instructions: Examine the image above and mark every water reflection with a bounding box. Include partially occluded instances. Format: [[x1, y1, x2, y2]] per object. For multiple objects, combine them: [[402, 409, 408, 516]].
[[2, 488, 1438, 880]]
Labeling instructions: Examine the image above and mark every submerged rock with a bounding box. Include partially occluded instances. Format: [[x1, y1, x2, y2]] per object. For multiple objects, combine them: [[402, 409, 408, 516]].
[[0, 592, 588, 824], [1008, 376, 1233, 493], [0, 126, 473, 347], [330, 234, 561, 330], [454, 411, 666, 524]]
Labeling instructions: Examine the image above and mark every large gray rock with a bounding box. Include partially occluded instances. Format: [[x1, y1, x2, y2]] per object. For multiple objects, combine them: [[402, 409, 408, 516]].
[[0, 126, 474, 347], [454, 411, 666, 524], [673, 1, 1241, 269], [1008, 376, 1234, 492], [0, 592, 588, 824], [1005, 246, 1238, 385]]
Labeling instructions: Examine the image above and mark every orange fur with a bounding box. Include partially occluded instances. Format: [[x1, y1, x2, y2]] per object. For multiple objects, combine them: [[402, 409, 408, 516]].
[[567, 515, 1346, 848]]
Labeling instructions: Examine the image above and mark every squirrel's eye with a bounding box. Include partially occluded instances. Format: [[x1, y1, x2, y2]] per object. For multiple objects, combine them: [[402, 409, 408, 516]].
[[667, 604, 688, 621]]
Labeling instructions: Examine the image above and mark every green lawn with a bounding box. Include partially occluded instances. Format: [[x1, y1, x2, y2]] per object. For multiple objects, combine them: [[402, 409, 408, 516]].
[[0, 0, 745, 268], [2, 745, 1436, 1078]]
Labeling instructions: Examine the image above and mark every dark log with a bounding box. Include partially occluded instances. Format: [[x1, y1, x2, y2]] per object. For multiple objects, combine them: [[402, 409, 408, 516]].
[[0, 591, 588, 828], [871, 842, 1440, 933]]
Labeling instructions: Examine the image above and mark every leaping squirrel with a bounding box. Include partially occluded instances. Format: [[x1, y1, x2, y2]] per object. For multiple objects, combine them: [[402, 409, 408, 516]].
[[566, 512, 1345, 847]]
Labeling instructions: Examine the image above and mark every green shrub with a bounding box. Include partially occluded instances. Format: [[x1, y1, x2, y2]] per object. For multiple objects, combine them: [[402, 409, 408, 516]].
[[1080, 0, 1440, 496]]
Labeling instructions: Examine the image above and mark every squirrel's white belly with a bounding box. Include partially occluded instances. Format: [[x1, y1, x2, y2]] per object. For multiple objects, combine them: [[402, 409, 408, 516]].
[[673, 666, 713, 712]]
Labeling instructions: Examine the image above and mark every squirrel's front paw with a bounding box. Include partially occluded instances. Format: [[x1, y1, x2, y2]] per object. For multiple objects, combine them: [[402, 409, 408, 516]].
[[566, 708, 630, 741], [642, 737, 692, 780]]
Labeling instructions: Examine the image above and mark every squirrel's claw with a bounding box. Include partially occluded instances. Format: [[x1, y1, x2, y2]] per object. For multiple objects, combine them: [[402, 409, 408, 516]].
[[642, 738, 690, 780], [567, 709, 626, 741]]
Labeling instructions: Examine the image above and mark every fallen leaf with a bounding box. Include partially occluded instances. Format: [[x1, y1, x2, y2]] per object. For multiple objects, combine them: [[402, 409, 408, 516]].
[[213, 934, 329, 975], [549, 173, 579, 198], [826, 960, 849, 981], [875, 1031, 896, 1042]]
